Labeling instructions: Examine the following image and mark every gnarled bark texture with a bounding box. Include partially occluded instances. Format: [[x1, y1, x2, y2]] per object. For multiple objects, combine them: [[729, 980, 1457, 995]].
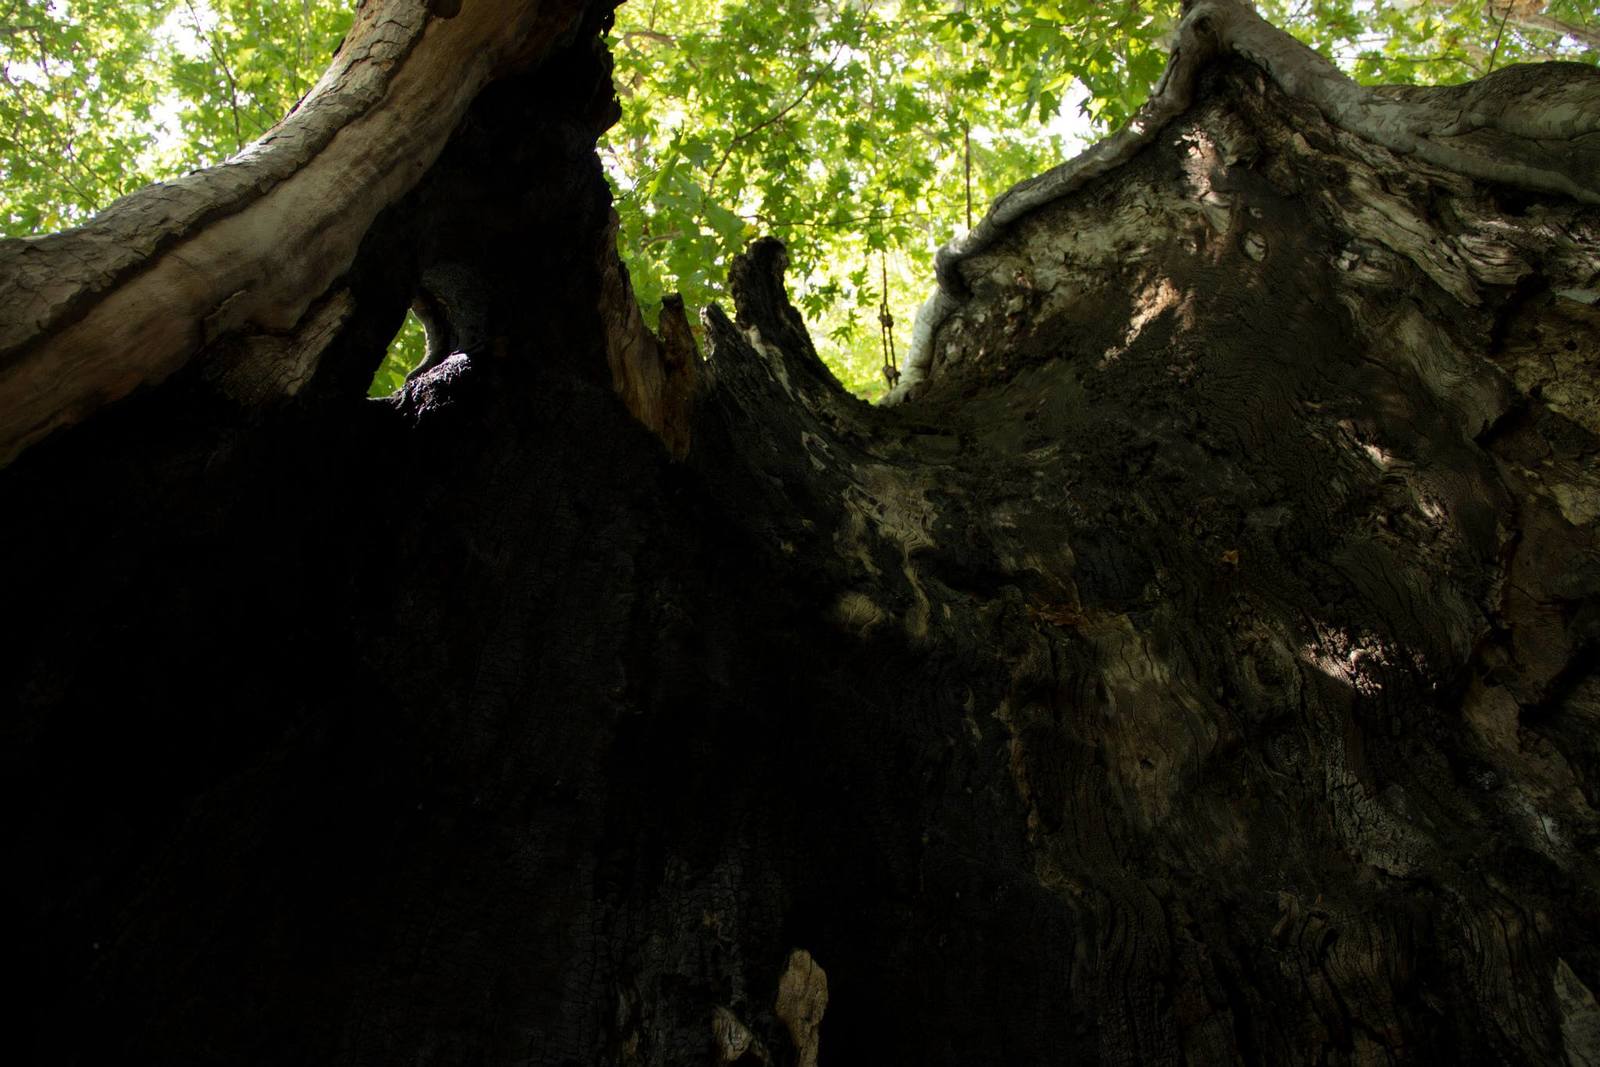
[[3, 1, 1598, 1064]]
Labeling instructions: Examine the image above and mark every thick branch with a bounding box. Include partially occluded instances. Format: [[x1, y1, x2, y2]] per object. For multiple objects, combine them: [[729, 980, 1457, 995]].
[[0, 0, 599, 468]]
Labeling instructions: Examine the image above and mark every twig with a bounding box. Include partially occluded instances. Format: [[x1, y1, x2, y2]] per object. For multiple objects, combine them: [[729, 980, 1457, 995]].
[[183, 0, 244, 152], [0, 60, 107, 209], [1486, 0, 1513, 73], [703, 43, 844, 194], [620, 29, 677, 47], [744, 209, 926, 230], [964, 123, 972, 231]]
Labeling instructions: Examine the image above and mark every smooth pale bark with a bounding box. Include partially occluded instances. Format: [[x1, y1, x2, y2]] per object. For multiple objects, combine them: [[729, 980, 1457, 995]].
[[4, 1, 1599, 1064]]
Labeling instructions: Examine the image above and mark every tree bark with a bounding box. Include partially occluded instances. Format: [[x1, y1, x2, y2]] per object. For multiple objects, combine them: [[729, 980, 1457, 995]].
[[4, 1, 1599, 1064]]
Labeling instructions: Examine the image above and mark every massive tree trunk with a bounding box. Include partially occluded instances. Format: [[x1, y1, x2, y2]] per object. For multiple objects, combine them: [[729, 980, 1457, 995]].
[[4, 0, 1599, 1063]]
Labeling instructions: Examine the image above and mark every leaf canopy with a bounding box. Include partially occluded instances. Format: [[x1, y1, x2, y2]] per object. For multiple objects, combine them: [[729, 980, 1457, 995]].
[[3, 0, 1595, 397]]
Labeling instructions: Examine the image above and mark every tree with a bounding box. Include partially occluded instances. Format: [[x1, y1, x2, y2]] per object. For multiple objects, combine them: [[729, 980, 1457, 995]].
[[0, 0, 358, 234], [9, 1, 1596, 397], [606, 0, 1600, 394], [4, 0, 1599, 1062]]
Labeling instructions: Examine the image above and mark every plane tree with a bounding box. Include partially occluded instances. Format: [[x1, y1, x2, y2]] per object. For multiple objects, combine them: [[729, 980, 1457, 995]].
[[3, 0, 1599, 1062]]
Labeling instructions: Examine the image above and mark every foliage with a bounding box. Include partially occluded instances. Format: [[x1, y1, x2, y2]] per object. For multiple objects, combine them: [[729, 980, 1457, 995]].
[[368, 310, 427, 395], [2, 0, 166, 235], [606, 0, 1178, 398], [608, 0, 1597, 398], [3, 0, 1596, 397], [1, 0, 352, 232], [1258, 0, 1600, 85]]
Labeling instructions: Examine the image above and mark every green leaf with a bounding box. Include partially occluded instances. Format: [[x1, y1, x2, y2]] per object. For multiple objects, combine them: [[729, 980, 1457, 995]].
[[10, 0, 1598, 397]]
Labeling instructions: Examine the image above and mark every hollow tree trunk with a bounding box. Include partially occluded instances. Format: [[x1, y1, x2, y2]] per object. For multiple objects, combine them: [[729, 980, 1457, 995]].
[[4, 1, 1599, 1064]]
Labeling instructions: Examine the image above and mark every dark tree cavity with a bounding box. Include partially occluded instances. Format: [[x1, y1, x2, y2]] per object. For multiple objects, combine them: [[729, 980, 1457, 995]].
[[4, 1, 1599, 1064]]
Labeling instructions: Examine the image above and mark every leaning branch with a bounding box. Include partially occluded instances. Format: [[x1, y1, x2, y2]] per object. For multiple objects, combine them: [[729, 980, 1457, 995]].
[[0, 0, 595, 469], [183, 0, 245, 152]]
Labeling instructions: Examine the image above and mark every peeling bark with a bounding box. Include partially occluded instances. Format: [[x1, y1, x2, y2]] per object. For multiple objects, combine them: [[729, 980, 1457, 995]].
[[3, 1, 1599, 1065]]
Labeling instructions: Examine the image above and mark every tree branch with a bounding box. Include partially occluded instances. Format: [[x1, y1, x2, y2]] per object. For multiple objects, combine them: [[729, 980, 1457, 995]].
[[620, 29, 677, 47], [1510, 9, 1600, 50], [703, 44, 843, 195]]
